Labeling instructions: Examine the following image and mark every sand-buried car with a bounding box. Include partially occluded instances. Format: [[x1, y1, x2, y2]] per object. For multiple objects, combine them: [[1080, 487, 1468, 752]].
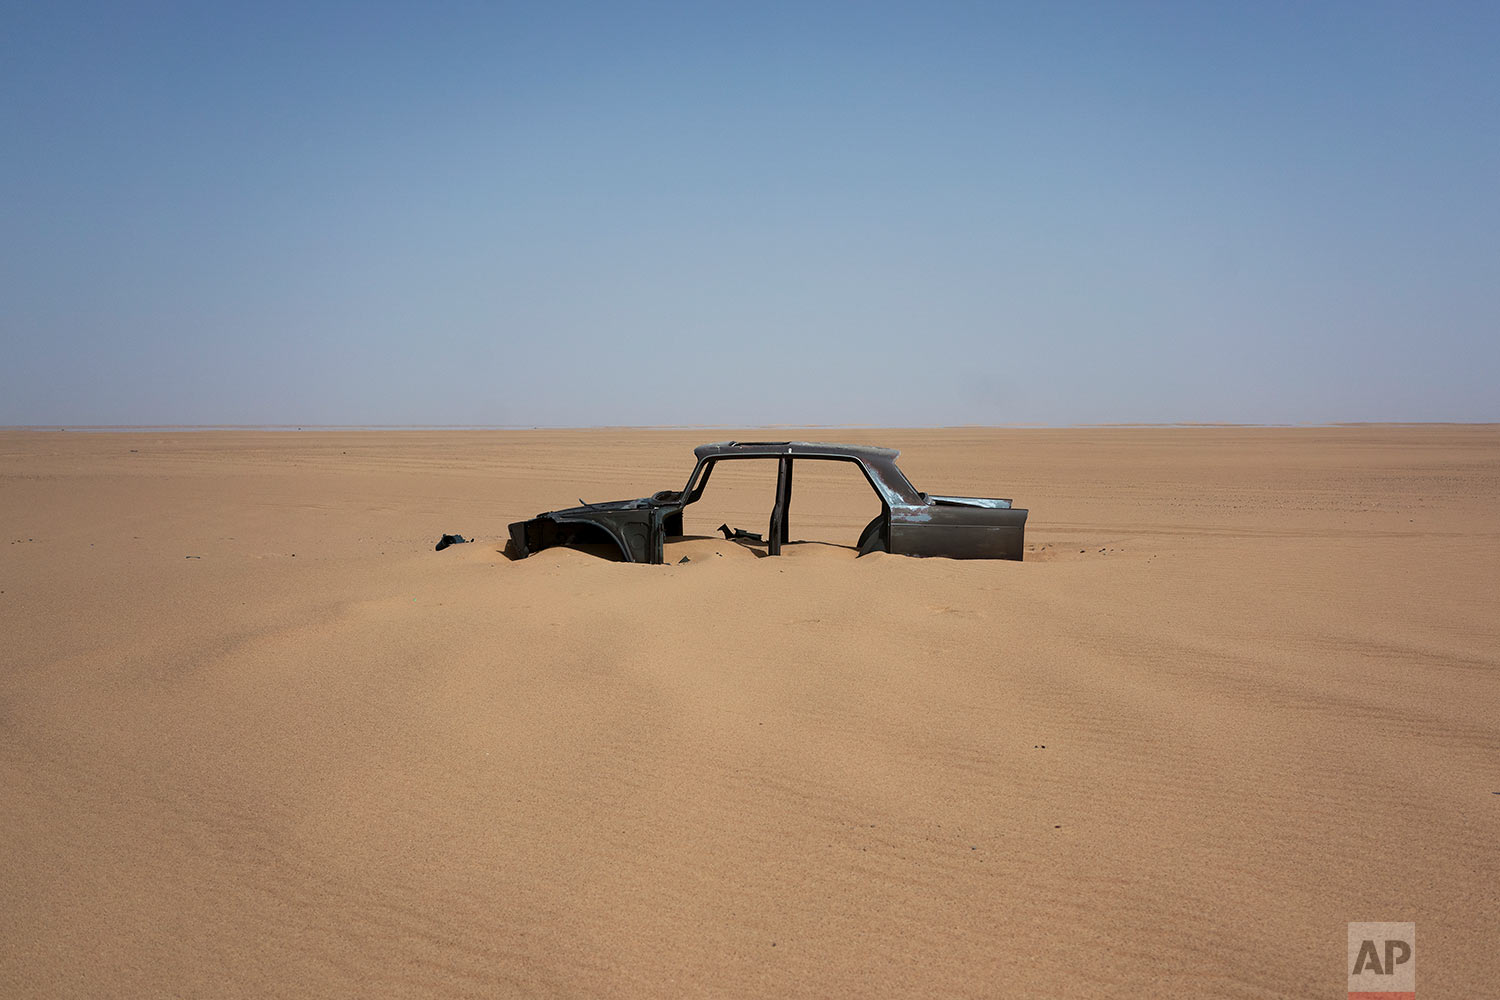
[[507, 440, 1028, 564]]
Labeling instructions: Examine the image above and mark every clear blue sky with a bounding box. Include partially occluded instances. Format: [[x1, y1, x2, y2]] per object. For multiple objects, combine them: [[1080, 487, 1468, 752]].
[[3, 1, 1496, 426]]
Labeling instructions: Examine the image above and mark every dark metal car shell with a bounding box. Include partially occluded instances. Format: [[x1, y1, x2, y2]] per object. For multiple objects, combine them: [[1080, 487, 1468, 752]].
[[507, 441, 1027, 564]]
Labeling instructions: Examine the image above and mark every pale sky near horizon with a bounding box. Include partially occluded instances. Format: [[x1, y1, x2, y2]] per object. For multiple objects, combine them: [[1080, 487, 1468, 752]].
[[3, 2, 1496, 427]]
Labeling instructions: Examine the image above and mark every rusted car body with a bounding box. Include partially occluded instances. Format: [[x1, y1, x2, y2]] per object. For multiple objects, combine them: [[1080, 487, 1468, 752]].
[[507, 441, 1027, 564]]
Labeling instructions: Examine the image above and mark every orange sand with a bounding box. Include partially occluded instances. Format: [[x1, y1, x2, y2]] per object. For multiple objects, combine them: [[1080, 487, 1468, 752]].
[[2, 426, 1496, 997]]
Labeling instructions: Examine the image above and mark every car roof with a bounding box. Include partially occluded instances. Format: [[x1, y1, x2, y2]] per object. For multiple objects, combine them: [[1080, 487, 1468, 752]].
[[692, 440, 899, 461]]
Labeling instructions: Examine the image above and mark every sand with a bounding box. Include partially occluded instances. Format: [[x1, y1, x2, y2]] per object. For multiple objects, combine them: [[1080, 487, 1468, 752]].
[[1, 426, 1496, 997]]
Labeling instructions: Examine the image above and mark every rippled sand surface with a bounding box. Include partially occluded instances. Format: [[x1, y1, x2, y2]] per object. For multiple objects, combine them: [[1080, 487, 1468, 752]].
[[2, 426, 1496, 997]]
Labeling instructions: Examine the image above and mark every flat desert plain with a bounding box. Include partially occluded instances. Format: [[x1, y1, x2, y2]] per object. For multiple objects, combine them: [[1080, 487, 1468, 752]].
[[1, 426, 1496, 998]]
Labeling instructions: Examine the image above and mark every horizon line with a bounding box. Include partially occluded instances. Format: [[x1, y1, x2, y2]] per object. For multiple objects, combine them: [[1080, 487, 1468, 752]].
[[5, 421, 1498, 433]]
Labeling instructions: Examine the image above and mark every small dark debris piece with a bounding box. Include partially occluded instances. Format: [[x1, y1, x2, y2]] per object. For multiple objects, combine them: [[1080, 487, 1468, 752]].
[[678, 555, 691, 564], [718, 523, 763, 542], [185, 555, 201, 559], [435, 534, 470, 551]]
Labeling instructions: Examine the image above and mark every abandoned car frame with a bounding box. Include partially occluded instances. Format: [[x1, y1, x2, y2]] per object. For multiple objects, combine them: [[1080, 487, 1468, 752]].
[[507, 441, 1028, 564]]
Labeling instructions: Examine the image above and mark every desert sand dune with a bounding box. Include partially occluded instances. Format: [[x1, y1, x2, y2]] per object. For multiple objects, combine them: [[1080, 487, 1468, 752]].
[[1, 426, 1496, 997]]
